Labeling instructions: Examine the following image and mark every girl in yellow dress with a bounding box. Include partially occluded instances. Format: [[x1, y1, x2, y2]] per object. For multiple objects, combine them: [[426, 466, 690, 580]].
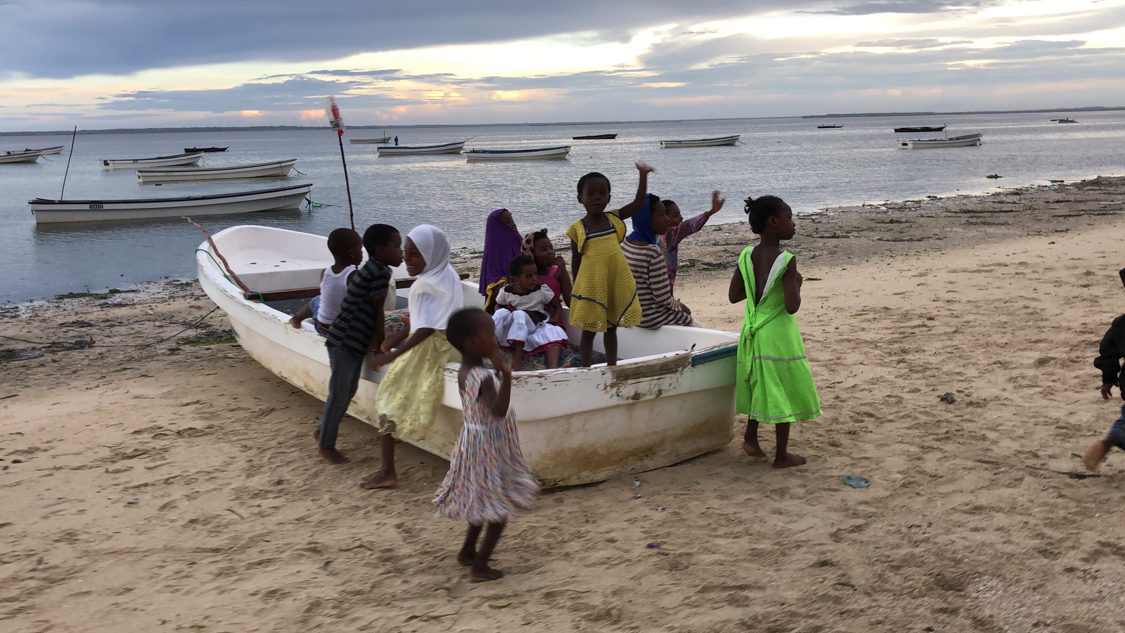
[[567, 162, 652, 366]]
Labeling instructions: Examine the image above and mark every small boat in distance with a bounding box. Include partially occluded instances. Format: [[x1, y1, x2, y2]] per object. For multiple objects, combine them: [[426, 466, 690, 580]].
[[350, 137, 391, 144], [15, 145, 65, 155], [101, 152, 203, 171], [0, 150, 42, 164], [29, 183, 312, 224], [660, 135, 740, 148], [137, 159, 297, 184], [894, 125, 946, 133], [898, 133, 982, 149], [1051, 118, 1078, 124], [464, 146, 571, 162], [817, 125, 843, 129], [573, 133, 617, 140], [377, 141, 465, 156], [184, 147, 228, 153]]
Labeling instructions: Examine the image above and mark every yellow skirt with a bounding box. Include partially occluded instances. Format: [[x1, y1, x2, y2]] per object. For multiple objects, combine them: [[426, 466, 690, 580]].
[[374, 331, 461, 441]]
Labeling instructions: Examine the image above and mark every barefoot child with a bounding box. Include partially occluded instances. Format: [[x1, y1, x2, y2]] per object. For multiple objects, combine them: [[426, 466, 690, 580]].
[[1082, 283, 1125, 471], [567, 162, 653, 366], [316, 224, 403, 465], [493, 255, 568, 370], [289, 228, 363, 335], [728, 195, 821, 469], [435, 308, 539, 582], [368, 225, 464, 488], [661, 191, 725, 293], [622, 194, 696, 329]]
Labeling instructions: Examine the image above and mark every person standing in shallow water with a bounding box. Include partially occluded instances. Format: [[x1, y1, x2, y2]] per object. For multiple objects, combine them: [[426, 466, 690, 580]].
[[728, 195, 821, 469]]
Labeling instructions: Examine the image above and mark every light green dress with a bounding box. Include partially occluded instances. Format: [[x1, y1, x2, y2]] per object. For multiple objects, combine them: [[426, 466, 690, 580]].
[[735, 248, 821, 424], [375, 331, 461, 441]]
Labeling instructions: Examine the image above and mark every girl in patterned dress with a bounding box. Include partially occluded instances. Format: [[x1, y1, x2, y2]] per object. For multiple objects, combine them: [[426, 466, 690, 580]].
[[567, 162, 653, 366], [435, 308, 539, 582]]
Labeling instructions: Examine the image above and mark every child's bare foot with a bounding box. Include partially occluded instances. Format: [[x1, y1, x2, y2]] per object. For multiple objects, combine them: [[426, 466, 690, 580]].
[[469, 565, 504, 582], [313, 428, 320, 441], [1083, 440, 1110, 471], [742, 441, 767, 458], [359, 469, 397, 489], [456, 550, 476, 567], [772, 452, 807, 469], [318, 447, 348, 464]]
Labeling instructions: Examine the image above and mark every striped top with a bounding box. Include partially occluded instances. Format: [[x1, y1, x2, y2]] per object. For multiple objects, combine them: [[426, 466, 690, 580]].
[[325, 258, 390, 357], [621, 239, 692, 329]]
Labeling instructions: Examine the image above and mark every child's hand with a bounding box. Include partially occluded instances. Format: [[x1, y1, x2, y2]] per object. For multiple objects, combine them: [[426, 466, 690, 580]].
[[288, 316, 302, 329], [529, 311, 547, 325], [554, 255, 567, 270], [490, 348, 512, 377], [635, 161, 655, 175], [709, 190, 726, 215], [1101, 383, 1118, 400], [369, 352, 396, 368]]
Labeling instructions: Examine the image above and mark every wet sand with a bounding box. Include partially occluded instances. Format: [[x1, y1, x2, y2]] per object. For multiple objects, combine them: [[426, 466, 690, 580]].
[[3, 176, 1125, 631]]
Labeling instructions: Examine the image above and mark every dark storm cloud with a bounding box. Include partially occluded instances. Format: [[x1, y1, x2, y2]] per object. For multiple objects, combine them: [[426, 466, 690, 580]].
[[99, 76, 398, 113], [0, 0, 794, 79]]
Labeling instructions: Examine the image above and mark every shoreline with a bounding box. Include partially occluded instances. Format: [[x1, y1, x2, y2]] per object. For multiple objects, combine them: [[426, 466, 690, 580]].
[[4, 182, 1125, 629]]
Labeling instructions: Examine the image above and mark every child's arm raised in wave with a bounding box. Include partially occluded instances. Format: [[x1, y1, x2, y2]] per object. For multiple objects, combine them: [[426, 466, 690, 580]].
[[617, 162, 655, 220], [782, 257, 802, 314], [481, 349, 514, 417], [728, 266, 747, 304]]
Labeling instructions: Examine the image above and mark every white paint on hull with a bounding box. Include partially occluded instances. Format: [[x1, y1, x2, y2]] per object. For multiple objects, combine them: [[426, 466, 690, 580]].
[[30, 184, 311, 224], [137, 159, 297, 183]]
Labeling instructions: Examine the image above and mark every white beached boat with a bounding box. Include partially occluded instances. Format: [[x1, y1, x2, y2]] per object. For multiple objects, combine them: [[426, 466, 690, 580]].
[[377, 141, 465, 156], [660, 135, 740, 148], [100, 152, 204, 171], [898, 133, 983, 149], [195, 225, 738, 487], [350, 137, 391, 144], [464, 145, 571, 162], [29, 183, 311, 225], [0, 150, 41, 164], [137, 159, 297, 184], [13, 145, 65, 155]]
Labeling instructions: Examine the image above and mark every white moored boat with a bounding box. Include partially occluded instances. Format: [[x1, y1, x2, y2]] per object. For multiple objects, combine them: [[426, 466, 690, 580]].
[[0, 150, 42, 164], [13, 145, 65, 155], [464, 145, 571, 162], [100, 152, 204, 171], [898, 133, 983, 149], [660, 135, 740, 148], [29, 183, 312, 225], [377, 141, 465, 156], [137, 159, 297, 184], [350, 137, 391, 144], [196, 225, 738, 487]]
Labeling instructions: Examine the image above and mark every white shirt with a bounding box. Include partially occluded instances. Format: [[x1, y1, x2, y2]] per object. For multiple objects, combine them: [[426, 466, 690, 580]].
[[496, 285, 554, 313], [316, 264, 355, 325]]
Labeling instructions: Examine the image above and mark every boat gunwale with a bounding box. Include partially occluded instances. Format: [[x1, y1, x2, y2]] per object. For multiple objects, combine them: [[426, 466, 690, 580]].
[[29, 183, 312, 206], [101, 152, 205, 163], [659, 134, 741, 144], [464, 145, 571, 154]]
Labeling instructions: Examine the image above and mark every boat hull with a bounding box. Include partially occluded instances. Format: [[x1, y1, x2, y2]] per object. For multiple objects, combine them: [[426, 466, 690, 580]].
[[30, 184, 311, 224], [196, 226, 738, 487], [0, 150, 41, 164], [101, 153, 204, 170], [573, 134, 617, 140], [137, 159, 297, 183], [377, 142, 465, 156], [17, 146, 65, 155], [350, 138, 390, 144], [660, 135, 740, 148], [899, 134, 982, 149], [465, 146, 570, 161]]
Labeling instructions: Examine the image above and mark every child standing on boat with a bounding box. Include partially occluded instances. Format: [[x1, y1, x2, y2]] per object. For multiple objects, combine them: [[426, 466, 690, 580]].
[[567, 162, 653, 366], [368, 225, 463, 488], [435, 308, 539, 582], [316, 224, 403, 466], [728, 196, 821, 469], [288, 228, 363, 335]]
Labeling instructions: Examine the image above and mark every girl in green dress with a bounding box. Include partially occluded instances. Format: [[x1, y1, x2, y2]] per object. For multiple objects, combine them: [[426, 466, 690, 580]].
[[727, 195, 821, 469]]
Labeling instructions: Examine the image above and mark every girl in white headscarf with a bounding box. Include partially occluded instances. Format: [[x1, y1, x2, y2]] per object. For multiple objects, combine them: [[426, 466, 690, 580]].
[[367, 225, 464, 489]]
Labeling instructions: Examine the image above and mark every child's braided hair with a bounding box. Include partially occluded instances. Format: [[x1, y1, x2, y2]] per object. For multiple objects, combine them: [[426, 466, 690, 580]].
[[744, 195, 787, 234]]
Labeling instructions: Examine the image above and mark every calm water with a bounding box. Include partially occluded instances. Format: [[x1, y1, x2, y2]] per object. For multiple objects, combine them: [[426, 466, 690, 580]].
[[2, 112, 1124, 303]]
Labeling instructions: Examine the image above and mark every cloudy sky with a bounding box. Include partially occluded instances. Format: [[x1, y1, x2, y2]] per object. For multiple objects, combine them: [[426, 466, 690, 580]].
[[1, 0, 1123, 131]]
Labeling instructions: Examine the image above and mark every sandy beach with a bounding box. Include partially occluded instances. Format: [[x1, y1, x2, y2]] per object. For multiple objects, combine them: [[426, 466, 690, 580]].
[[3, 176, 1125, 632]]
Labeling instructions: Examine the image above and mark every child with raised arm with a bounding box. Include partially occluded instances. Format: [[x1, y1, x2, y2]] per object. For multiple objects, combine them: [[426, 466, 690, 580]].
[[1082, 274, 1125, 471], [728, 196, 821, 469], [493, 255, 568, 370], [435, 308, 539, 583], [622, 194, 696, 329], [316, 224, 403, 465], [289, 228, 363, 335], [567, 162, 652, 366], [661, 191, 725, 293], [368, 225, 463, 488]]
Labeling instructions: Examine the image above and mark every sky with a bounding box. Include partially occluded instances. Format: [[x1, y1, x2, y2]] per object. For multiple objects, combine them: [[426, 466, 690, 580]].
[[0, 0, 1123, 131]]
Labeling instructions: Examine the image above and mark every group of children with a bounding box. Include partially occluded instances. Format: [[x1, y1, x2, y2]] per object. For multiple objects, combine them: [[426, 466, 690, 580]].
[[290, 161, 828, 582]]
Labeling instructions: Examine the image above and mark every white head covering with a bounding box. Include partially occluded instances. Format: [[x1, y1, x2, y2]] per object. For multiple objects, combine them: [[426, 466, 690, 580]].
[[407, 225, 464, 330]]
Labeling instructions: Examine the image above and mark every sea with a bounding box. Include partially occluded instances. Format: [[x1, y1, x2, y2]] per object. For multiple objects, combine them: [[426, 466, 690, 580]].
[[2, 111, 1124, 304]]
